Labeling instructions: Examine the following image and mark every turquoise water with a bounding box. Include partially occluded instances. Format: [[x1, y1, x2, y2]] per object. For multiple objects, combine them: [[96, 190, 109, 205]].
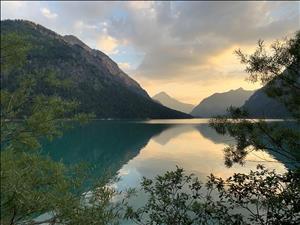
[[41, 119, 288, 223], [42, 119, 287, 181]]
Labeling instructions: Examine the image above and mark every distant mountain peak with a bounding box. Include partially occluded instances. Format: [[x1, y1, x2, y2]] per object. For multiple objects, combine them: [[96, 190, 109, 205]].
[[191, 88, 254, 118], [2, 19, 191, 119], [227, 87, 245, 92], [152, 92, 194, 114], [155, 91, 170, 97]]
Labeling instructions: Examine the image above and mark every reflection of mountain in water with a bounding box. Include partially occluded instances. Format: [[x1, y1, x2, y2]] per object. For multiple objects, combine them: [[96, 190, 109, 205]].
[[196, 122, 299, 170], [151, 123, 235, 147], [153, 125, 195, 145], [195, 124, 234, 145], [41, 121, 172, 178], [152, 123, 232, 146], [41, 120, 297, 181]]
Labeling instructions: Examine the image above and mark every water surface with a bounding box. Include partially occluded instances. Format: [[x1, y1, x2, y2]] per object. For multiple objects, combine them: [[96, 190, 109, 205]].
[[41, 119, 290, 223], [42, 119, 287, 188]]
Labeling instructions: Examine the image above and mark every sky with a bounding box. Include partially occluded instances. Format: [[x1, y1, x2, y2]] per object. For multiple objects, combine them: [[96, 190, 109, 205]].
[[1, 1, 299, 104]]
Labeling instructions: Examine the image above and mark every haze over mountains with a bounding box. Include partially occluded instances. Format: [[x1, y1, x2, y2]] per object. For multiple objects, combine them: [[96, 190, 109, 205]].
[[191, 88, 254, 118], [1, 20, 191, 119], [152, 92, 194, 114], [152, 87, 291, 119], [1, 20, 292, 120]]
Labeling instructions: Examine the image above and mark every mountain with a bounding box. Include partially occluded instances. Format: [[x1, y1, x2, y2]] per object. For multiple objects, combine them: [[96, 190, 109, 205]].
[[191, 88, 254, 118], [1, 20, 191, 119], [242, 86, 291, 118], [152, 92, 194, 114]]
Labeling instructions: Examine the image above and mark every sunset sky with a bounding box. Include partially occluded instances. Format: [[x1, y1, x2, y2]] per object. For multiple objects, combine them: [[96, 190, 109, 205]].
[[1, 1, 299, 105]]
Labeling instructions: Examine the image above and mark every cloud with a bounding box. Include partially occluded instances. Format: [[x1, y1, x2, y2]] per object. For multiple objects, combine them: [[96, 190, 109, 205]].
[[108, 1, 299, 81], [97, 35, 120, 55], [1, 1, 39, 20], [118, 62, 131, 70], [74, 20, 97, 30], [41, 7, 58, 19], [4, 1, 25, 8], [1, 1, 299, 103], [128, 1, 154, 10]]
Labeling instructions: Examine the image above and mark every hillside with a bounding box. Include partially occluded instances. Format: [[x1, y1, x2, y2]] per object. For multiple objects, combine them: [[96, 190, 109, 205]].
[[152, 92, 194, 114], [191, 88, 254, 118], [1, 20, 191, 119], [243, 86, 291, 118]]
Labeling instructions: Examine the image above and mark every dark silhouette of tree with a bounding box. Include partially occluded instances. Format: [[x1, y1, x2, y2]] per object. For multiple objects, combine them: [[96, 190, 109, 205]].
[[210, 31, 300, 167], [1, 33, 124, 225], [126, 31, 300, 225]]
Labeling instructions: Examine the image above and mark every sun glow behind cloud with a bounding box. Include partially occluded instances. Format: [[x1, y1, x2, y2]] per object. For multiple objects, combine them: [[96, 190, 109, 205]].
[[1, 1, 299, 104], [97, 35, 120, 55]]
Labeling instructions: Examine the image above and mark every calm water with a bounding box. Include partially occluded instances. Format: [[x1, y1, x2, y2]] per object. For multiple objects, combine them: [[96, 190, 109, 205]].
[[42, 119, 287, 178], [41, 119, 288, 222]]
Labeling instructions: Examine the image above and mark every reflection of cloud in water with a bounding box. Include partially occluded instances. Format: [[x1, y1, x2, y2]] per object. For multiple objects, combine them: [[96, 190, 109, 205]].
[[41, 119, 290, 194], [116, 122, 287, 191], [152, 123, 234, 146], [41, 119, 290, 225], [115, 123, 288, 225]]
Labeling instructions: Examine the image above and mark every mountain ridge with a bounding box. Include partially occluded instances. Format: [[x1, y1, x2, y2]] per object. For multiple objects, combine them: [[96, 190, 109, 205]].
[[191, 88, 254, 118], [1, 19, 191, 119], [242, 86, 291, 118], [152, 92, 194, 114]]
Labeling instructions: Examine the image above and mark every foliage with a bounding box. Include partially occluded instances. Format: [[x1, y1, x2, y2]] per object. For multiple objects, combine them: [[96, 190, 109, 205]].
[[0, 33, 29, 72], [126, 31, 300, 225], [234, 31, 300, 119], [1, 21, 299, 225], [0, 32, 123, 225], [1, 32, 94, 151], [210, 108, 300, 167], [1, 150, 126, 225], [210, 31, 300, 167], [1, 19, 190, 119], [125, 166, 300, 225]]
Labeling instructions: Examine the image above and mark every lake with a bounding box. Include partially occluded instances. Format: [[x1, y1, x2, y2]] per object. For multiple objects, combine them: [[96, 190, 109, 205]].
[[41, 119, 288, 223]]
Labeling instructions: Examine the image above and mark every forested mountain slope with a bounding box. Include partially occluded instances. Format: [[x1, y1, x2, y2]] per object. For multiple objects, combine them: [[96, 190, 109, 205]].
[[1, 20, 191, 119]]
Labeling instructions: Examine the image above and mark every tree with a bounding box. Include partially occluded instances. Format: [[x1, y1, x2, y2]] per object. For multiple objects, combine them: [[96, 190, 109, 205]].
[[0, 33, 125, 225], [210, 31, 300, 167], [2, 29, 299, 225], [126, 31, 300, 225], [125, 166, 300, 225]]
